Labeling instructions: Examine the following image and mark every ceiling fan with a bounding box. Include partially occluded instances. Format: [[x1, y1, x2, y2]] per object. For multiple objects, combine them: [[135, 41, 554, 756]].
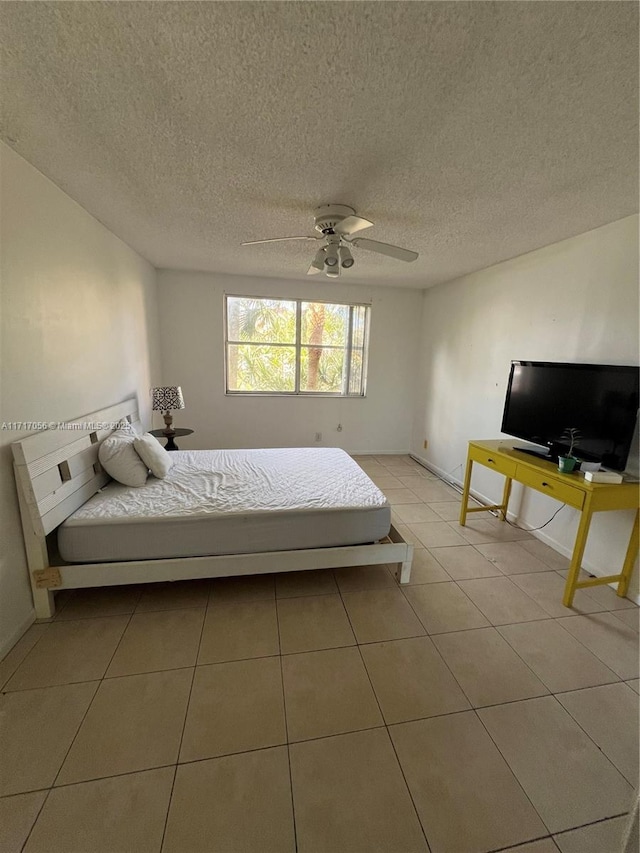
[[241, 204, 419, 277]]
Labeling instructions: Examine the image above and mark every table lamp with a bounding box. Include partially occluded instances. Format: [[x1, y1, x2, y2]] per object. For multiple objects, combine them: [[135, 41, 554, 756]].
[[151, 386, 185, 436]]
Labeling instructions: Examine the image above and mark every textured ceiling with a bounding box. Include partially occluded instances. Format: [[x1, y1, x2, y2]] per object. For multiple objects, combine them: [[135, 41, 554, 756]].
[[1, 2, 637, 289]]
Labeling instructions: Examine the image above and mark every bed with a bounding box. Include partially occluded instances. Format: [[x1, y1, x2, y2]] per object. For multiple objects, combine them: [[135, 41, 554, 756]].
[[12, 398, 413, 619]]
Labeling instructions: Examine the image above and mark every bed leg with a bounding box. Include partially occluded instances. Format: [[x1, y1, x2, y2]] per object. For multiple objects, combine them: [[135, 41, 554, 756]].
[[32, 587, 55, 620], [396, 559, 412, 585]]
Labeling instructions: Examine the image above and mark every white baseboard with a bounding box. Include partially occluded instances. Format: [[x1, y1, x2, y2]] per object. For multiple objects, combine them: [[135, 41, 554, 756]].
[[409, 452, 640, 606], [0, 609, 36, 662]]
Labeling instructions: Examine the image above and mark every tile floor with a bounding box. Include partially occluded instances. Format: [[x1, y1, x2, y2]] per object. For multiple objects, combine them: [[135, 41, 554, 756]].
[[1, 454, 638, 853]]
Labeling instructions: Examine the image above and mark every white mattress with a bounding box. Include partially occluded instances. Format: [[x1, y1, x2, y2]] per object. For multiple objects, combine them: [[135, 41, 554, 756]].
[[58, 447, 391, 563]]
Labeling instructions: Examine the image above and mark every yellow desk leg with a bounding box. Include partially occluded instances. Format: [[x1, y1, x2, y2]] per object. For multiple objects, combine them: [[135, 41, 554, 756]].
[[617, 508, 639, 598], [459, 456, 473, 526], [563, 498, 593, 608], [499, 477, 513, 522]]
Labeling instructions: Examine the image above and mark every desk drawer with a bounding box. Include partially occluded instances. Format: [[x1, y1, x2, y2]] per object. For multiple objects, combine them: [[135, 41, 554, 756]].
[[517, 467, 584, 509], [470, 446, 517, 477]]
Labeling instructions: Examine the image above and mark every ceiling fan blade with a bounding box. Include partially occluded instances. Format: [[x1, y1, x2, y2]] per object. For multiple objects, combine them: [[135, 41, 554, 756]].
[[334, 215, 374, 236], [350, 237, 418, 262], [241, 236, 319, 246], [307, 263, 322, 275]]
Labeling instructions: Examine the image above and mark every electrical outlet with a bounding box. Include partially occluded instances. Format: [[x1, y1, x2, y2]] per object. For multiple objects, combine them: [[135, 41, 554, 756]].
[[315, 432, 322, 442], [423, 439, 429, 449]]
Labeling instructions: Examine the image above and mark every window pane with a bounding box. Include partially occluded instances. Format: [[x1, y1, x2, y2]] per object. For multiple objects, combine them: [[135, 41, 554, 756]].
[[301, 302, 349, 347], [227, 297, 296, 344], [228, 344, 296, 392], [349, 349, 364, 395], [351, 305, 367, 349], [300, 346, 345, 393]]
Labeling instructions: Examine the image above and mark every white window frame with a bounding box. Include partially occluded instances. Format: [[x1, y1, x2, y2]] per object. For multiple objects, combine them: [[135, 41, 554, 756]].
[[224, 294, 370, 397]]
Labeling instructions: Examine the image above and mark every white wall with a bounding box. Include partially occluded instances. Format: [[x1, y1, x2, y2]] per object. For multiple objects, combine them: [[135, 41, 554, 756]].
[[156, 270, 423, 453], [0, 143, 160, 656], [412, 214, 639, 598]]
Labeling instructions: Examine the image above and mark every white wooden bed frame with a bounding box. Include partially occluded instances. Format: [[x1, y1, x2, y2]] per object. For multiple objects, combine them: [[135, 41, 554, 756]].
[[12, 398, 414, 619]]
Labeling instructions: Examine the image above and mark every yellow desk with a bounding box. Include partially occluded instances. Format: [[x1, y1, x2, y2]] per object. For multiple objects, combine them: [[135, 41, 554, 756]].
[[459, 440, 639, 607]]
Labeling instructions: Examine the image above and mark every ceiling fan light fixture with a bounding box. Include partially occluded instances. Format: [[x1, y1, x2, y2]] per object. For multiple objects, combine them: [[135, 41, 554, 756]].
[[323, 243, 339, 267], [339, 245, 354, 268], [311, 247, 326, 271], [325, 266, 340, 278]]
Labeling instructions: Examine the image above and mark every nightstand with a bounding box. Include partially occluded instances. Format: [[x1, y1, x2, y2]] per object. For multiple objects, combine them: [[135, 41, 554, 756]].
[[150, 428, 194, 451]]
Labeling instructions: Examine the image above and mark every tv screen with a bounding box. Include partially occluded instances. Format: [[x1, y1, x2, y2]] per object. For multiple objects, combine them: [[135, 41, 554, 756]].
[[501, 361, 639, 471]]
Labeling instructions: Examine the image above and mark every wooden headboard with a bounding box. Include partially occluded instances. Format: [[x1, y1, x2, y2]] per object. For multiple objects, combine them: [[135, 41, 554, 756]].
[[12, 398, 141, 540]]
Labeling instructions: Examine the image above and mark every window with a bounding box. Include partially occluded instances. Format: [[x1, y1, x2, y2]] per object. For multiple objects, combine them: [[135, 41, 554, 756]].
[[225, 295, 370, 396]]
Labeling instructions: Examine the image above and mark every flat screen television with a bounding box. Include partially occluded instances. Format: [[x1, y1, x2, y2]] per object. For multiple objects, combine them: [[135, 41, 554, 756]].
[[501, 361, 639, 471]]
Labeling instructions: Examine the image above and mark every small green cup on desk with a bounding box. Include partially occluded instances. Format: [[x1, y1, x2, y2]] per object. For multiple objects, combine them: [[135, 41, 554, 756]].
[[557, 456, 577, 474]]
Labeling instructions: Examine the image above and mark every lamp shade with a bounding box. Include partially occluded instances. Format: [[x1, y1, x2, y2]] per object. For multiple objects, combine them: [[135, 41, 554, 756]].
[[151, 386, 185, 412]]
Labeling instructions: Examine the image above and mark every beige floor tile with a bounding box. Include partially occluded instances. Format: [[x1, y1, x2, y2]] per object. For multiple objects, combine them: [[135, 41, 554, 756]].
[[498, 620, 619, 692], [578, 582, 639, 611], [400, 548, 451, 585], [0, 682, 98, 796], [557, 612, 639, 680], [476, 541, 553, 574], [626, 678, 639, 693], [57, 668, 192, 785], [458, 576, 551, 625], [555, 569, 638, 613], [5, 616, 129, 691], [520, 538, 569, 571], [430, 544, 503, 580], [403, 582, 489, 634], [402, 479, 459, 502], [453, 518, 532, 544], [433, 627, 549, 707], [367, 474, 403, 489], [478, 696, 633, 833], [409, 521, 468, 548], [210, 572, 275, 601], [106, 608, 204, 677], [0, 624, 49, 691], [180, 657, 285, 761], [556, 683, 639, 785], [393, 522, 422, 547], [375, 454, 414, 466], [135, 579, 210, 612], [553, 815, 630, 853], [500, 842, 560, 853], [390, 712, 546, 853], [511, 571, 604, 617], [56, 585, 141, 620], [290, 728, 428, 853], [334, 563, 396, 592], [361, 636, 469, 723], [0, 791, 47, 853], [277, 594, 355, 654], [23, 767, 173, 853], [428, 501, 463, 522], [383, 488, 421, 504], [198, 599, 279, 664], [342, 588, 426, 643], [386, 465, 422, 478], [393, 503, 442, 524], [282, 646, 382, 741], [274, 568, 338, 598], [354, 461, 387, 477], [164, 748, 295, 853], [612, 608, 640, 632]]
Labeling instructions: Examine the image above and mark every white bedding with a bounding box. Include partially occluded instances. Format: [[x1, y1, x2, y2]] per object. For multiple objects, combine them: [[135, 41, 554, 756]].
[[58, 447, 391, 562]]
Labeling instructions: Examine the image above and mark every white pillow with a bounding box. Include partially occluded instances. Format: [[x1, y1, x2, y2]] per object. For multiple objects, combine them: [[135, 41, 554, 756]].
[[98, 424, 149, 488], [134, 433, 173, 479]]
